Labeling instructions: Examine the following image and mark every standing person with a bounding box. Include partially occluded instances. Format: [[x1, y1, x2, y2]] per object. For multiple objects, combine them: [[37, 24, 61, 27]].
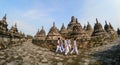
[[56, 38, 62, 53], [60, 39, 64, 52], [70, 37, 79, 55], [64, 37, 69, 55], [68, 38, 71, 50]]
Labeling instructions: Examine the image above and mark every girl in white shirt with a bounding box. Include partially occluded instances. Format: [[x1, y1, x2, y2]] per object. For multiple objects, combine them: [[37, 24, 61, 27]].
[[64, 38, 69, 55], [56, 38, 62, 53], [70, 38, 78, 55], [67, 39, 71, 50]]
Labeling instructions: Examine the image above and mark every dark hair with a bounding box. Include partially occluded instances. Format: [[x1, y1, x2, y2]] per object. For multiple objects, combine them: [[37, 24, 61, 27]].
[[74, 37, 77, 40], [58, 38, 60, 40], [65, 37, 67, 39]]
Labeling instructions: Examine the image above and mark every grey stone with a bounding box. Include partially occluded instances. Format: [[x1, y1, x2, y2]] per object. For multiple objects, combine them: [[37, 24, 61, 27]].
[[55, 57, 60, 60], [0, 56, 5, 59], [41, 58, 48, 63], [7, 61, 17, 65], [67, 59, 74, 63], [57, 62, 63, 65], [84, 62, 89, 65], [7, 60, 23, 65], [13, 55, 19, 59], [23, 62, 32, 65], [78, 62, 84, 65], [37, 51, 42, 54], [0, 51, 5, 55], [84, 59, 90, 63], [0, 60, 6, 64]]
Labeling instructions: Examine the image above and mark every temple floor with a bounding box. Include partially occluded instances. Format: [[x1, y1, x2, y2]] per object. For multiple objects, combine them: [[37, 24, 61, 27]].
[[0, 38, 120, 65]]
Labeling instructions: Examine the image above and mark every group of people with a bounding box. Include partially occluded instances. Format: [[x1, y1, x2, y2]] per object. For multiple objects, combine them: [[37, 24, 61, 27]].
[[55, 37, 78, 55]]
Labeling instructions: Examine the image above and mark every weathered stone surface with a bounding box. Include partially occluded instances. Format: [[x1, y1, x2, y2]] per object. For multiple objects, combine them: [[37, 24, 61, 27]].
[[33, 26, 46, 44], [117, 28, 120, 36], [0, 14, 26, 50], [57, 62, 63, 65], [9, 23, 18, 34], [55, 57, 63, 61], [0, 38, 120, 65], [34, 26, 46, 40], [60, 23, 68, 38], [67, 58, 74, 63], [41, 58, 48, 63], [67, 16, 82, 32], [46, 22, 62, 40], [92, 18, 106, 36], [70, 20, 90, 48], [0, 60, 6, 64], [32, 16, 118, 50], [0, 14, 8, 32], [71, 25, 90, 39], [0, 55, 6, 59], [7, 60, 23, 65], [86, 22, 93, 36], [90, 18, 110, 47], [104, 21, 118, 41]]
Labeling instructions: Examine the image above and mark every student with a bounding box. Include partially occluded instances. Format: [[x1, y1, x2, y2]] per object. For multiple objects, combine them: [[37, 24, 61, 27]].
[[64, 37, 69, 55], [60, 39, 64, 52], [56, 38, 62, 53], [67, 38, 71, 50], [70, 37, 79, 55]]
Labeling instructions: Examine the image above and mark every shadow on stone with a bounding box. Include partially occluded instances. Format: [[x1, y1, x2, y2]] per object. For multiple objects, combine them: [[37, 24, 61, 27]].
[[91, 43, 120, 65]]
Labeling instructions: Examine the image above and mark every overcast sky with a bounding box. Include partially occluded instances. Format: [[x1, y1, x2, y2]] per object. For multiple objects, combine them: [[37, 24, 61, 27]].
[[0, 0, 120, 36]]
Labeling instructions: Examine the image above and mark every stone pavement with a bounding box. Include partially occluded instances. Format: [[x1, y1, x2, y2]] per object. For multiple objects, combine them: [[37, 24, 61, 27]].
[[0, 38, 120, 65]]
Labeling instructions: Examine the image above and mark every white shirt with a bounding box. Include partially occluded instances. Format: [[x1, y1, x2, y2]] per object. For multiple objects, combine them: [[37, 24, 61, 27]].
[[73, 40, 77, 47], [64, 40, 68, 46], [68, 40, 71, 45], [57, 40, 60, 45]]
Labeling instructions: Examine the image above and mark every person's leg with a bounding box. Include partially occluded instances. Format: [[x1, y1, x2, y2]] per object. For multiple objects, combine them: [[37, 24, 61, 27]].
[[69, 44, 71, 50], [56, 46, 59, 52], [67, 46, 69, 54], [65, 49, 67, 55], [70, 47, 75, 54], [60, 46, 63, 53], [75, 47, 78, 55], [65, 46, 69, 55], [64, 46, 67, 55], [61, 45, 64, 52]]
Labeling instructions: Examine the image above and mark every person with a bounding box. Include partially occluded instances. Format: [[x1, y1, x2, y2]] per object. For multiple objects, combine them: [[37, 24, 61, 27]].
[[70, 37, 79, 55], [64, 37, 69, 55], [60, 39, 65, 52], [67, 38, 71, 50], [56, 38, 62, 53]]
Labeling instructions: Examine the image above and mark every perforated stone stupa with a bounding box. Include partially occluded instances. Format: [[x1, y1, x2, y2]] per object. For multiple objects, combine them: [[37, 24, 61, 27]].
[[33, 16, 118, 48], [46, 22, 62, 40], [0, 14, 8, 32], [60, 23, 68, 38], [90, 18, 110, 47], [34, 27, 46, 40], [0, 14, 25, 49], [9, 23, 18, 34], [104, 21, 118, 40], [86, 22, 93, 36], [117, 28, 120, 36], [67, 16, 82, 33], [70, 19, 89, 39]]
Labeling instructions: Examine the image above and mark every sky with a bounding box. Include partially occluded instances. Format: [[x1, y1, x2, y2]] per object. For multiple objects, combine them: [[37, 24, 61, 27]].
[[0, 0, 120, 36]]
